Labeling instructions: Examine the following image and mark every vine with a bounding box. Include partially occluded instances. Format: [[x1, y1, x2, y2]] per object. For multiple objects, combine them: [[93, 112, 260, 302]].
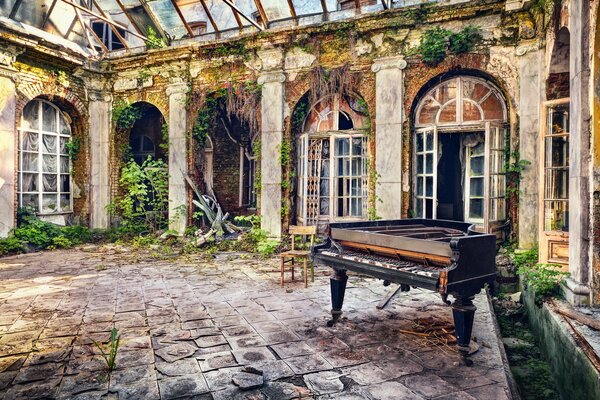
[[308, 64, 359, 107], [146, 27, 166, 49], [65, 137, 81, 162], [160, 122, 169, 153], [112, 99, 142, 130], [414, 25, 483, 66]]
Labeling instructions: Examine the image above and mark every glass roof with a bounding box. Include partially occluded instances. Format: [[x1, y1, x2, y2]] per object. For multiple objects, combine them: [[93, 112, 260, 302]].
[[0, 0, 455, 56]]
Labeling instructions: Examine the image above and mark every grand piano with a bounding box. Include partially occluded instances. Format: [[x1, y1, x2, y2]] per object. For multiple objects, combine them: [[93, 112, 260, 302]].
[[311, 219, 497, 364]]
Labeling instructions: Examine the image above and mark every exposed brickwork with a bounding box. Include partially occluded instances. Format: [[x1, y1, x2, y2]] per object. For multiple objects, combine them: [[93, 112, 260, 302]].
[[546, 72, 570, 100]]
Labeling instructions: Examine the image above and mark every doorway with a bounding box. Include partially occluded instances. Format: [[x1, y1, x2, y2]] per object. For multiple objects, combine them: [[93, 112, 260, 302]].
[[436, 133, 464, 221]]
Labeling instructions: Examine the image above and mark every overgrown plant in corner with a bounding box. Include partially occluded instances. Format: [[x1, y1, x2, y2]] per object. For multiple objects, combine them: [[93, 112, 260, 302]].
[[92, 328, 120, 373]]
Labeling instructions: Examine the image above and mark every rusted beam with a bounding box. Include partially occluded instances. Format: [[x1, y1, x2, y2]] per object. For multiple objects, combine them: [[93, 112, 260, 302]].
[[92, 0, 130, 49], [41, 0, 60, 29], [72, 4, 100, 55], [9, 0, 23, 19], [253, 0, 268, 28], [381, 0, 389, 10], [86, 18, 110, 53], [320, 0, 328, 13], [135, 0, 169, 41], [112, 0, 152, 42], [286, 0, 297, 19], [354, 0, 362, 13], [221, 0, 264, 31], [61, 0, 148, 41], [198, 0, 219, 33], [170, 0, 195, 37]]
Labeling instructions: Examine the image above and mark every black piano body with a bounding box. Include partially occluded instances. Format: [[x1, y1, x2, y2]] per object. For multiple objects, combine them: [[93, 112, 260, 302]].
[[311, 218, 497, 364]]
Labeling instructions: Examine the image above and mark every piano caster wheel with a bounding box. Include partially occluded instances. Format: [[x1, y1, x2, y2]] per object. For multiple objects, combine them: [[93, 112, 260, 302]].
[[327, 320, 335, 327], [327, 311, 342, 327]]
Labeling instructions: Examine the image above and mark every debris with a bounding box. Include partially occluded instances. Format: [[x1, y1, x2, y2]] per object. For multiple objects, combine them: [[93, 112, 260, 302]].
[[549, 300, 600, 331], [508, 292, 522, 303], [502, 337, 533, 350], [377, 285, 402, 310]]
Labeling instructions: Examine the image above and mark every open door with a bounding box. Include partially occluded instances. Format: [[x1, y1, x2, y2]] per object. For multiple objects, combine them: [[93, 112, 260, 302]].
[[484, 122, 507, 233], [414, 127, 438, 219]]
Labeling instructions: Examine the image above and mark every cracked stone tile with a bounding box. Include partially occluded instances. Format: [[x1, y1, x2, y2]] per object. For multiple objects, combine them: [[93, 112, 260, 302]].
[[433, 392, 478, 400], [181, 319, 215, 330], [5, 377, 61, 399], [232, 347, 276, 365], [213, 315, 246, 328], [402, 373, 458, 398], [194, 334, 228, 348], [110, 378, 160, 400], [212, 382, 311, 400], [251, 321, 286, 334], [155, 358, 200, 377], [13, 361, 65, 384], [198, 351, 238, 372], [114, 349, 154, 368], [259, 329, 301, 345], [229, 335, 267, 350], [271, 341, 314, 359], [155, 343, 198, 363], [304, 371, 344, 395], [0, 356, 26, 372], [306, 336, 349, 352], [322, 348, 369, 368], [443, 372, 495, 390], [284, 354, 333, 375], [158, 374, 209, 399], [204, 367, 245, 391], [23, 348, 70, 366], [118, 336, 152, 352], [65, 356, 105, 375], [366, 381, 425, 400], [0, 371, 17, 391], [59, 372, 109, 396], [110, 363, 156, 385], [221, 325, 256, 337], [465, 384, 510, 400]]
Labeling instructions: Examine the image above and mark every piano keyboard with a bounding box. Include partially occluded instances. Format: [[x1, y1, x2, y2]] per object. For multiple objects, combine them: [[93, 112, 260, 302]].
[[321, 250, 446, 279]]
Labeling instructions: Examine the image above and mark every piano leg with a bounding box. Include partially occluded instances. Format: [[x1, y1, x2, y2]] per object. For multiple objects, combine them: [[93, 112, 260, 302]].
[[327, 268, 348, 327], [451, 295, 477, 366]]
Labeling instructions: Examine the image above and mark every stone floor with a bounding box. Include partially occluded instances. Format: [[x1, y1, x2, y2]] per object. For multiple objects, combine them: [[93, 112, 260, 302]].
[[0, 246, 512, 399]]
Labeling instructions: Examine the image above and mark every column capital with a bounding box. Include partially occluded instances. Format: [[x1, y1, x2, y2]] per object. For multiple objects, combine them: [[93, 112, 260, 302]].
[[515, 40, 541, 56], [0, 65, 19, 83], [166, 81, 189, 96], [371, 56, 407, 73], [258, 71, 286, 85], [257, 47, 284, 71], [88, 89, 112, 102]]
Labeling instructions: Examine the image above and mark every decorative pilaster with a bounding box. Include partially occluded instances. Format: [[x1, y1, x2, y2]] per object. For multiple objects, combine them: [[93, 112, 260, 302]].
[[166, 81, 190, 234], [88, 88, 112, 229], [0, 47, 20, 237], [371, 57, 407, 219], [257, 71, 286, 237]]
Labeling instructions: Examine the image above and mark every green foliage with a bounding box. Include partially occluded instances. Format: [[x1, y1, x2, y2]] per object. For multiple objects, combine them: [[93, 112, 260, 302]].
[[65, 137, 81, 162], [192, 91, 224, 146], [112, 99, 142, 130], [291, 98, 310, 133], [234, 215, 280, 257], [278, 140, 292, 168], [92, 328, 120, 373], [160, 123, 169, 153], [117, 158, 169, 233], [406, 4, 430, 25], [0, 236, 25, 256], [137, 67, 151, 85], [50, 235, 73, 249], [531, 0, 555, 14], [512, 247, 569, 303], [505, 151, 531, 196], [417, 26, 483, 66], [145, 27, 166, 49]]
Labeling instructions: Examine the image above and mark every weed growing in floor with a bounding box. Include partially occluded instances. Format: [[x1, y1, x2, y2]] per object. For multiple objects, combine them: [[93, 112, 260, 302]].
[[92, 328, 120, 373], [234, 215, 280, 257]]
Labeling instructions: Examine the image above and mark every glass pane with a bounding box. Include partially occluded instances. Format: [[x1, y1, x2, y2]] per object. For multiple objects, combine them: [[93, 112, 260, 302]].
[[417, 177, 424, 196], [355, 198, 363, 216], [426, 177, 433, 197], [42, 102, 57, 133], [463, 81, 490, 102], [426, 132, 434, 151], [463, 101, 482, 122], [497, 198, 506, 220], [426, 154, 433, 174], [351, 138, 363, 155], [60, 137, 68, 155], [416, 133, 423, 152], [417, 155, 423, 174], [42, 194, 57, 212], [22, 194, 39, 211], [42, 135, 57, 153], [545, 136, 569, 167], [59, 112, 70, 135], [43, 155, 57, 173], [60, 194, 71, 211], [321, 160, 330, 177], [352, 159, 361, 176], [470, 177, 484, 197], [544, 200, 568, 231], [416, 199, 423, 217], [22, 102, 39, 130], [480, 93, 504, 120], [43, 174, 57, 192], [61, 175, 70, 192], [336, 138, 350, 156], [432, 79, 457, 105], [351, 179, 360, 196], [142, 136, 155, 152], [21, 173, 37, 192], [550, 104, 569, 134], [60, 156, 70, 173], [22, 132, 39, 151], [439, 101, 457, 123], [545, 169, 568, 199], [469, 199, 484, 219], [470, 156, 484, 175], [22, 153, 38, 171], [471, 142, 484, 156], [417, 98, 440, 125], [425, 199, 433, 218], [320, 198, 329, 216]]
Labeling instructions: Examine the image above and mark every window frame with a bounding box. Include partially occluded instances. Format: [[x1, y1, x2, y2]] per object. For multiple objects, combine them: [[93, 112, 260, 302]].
[[18, 99, 73, 215]]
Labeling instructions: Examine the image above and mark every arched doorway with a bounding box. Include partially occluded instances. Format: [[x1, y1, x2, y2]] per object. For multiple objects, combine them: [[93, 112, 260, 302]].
[[128, 102, 166, 164], [413, 75, 508, 232], [296, 94, 370, 227]]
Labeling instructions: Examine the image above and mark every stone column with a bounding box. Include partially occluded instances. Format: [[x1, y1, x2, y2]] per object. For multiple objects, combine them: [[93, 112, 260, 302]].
[[372, 57, 407, 220], [564, 2, 592, 305], [166, 81, 189, 234], [88, 89, 112, 229], [257, 71, 286, 237], [516, 45, 543, 249], [0, 48, 19, 238]]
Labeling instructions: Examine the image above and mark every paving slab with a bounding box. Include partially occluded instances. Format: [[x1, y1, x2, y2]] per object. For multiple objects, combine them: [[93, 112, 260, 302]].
[[0, 248, 512, 399]]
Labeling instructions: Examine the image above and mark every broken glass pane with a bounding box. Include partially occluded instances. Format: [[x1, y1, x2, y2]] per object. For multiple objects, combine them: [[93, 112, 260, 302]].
[[42, 102, 57, 133], [22, 102, 39, 131]]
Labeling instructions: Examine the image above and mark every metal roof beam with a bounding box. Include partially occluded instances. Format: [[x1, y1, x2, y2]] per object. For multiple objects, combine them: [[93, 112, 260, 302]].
[[221, 0, 264, 31], [253, 0, 268, 28], [72, 2, 101, 55], [41, 0, 59, 29], [198, 0, 219, 33], [286, 0, 297, 20], [170, 0, 195, 37], [92, 0, 130, 49], [9, 0, 23, 19]]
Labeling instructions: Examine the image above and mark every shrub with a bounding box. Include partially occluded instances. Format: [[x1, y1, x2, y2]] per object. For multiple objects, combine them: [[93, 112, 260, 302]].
[[518, 262, 569, 303], [0, 237, 25, 255]]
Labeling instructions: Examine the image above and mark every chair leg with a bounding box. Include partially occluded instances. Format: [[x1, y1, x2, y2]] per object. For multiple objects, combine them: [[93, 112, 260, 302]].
[[311, 263, 314, 282], [280, 257, 284, 287], [304, 258, 308, 288], [291, 258, 295, 281]]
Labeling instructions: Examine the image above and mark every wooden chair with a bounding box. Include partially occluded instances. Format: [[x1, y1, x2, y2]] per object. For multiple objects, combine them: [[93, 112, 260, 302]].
[[279, 225, 317, 288]]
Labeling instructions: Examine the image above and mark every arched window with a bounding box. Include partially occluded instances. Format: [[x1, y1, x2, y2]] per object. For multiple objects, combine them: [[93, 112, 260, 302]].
[[18, 99, 72, 214], [415, 76, 506, 127], [130, 134, 156, 164], [297, 95, 370, 226]]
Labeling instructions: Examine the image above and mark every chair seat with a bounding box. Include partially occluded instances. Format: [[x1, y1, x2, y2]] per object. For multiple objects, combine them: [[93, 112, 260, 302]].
[[280, 249, 310, 257]]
